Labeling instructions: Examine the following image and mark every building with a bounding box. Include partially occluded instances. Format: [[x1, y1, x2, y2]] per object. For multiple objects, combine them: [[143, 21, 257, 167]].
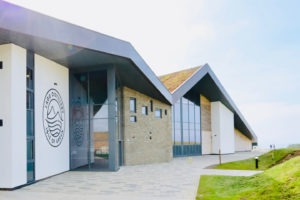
[[160, 66, 257, 157], [0, 1, 256, 190], [0, 1, 172, 189]]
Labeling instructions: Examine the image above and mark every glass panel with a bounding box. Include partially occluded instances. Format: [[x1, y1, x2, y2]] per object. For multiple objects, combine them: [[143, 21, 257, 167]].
[[89, 71, 107, 105], [130, 116, 137, 122], [182, 129, 189, 144], [92, 118, 109, 168], [189, 103, 195, 123], [183, 122, 189, 130], [175, 122, 181, 130], [26, 91, 34, 109], [70, 70, 111, 170], [70, 72, 90, 170], [195, 122, 201, 131], [174, 129, 181, 145], [182, 97, 189, 104], [150, 100, 153, 112], [174, 103, 181, 122], [195, 105, 201, 123], [27, 162, 34, 182], [26, 52, 35, 183], [27, 140, 34, 160], [189, 128, 195, 144], [27, 110, 34, 137], [26, 68, 34, 89], [155, 109, 162, 118], [182, 103, 188, 122], [195, 130, 201, 144], [129, 98, 136, 113], [142, 106, 148, 115]]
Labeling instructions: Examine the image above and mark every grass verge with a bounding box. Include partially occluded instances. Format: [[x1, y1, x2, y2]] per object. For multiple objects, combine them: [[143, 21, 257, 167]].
[[196, 156, 300, 200], [214, 148, 300, 170]]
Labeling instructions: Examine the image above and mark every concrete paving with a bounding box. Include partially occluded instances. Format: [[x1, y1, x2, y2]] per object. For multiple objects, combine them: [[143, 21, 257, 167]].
[[0, 150, 265, 200]]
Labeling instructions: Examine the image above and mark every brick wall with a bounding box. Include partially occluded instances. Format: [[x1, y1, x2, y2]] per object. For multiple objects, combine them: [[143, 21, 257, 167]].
[[122, 87, 172, 165]]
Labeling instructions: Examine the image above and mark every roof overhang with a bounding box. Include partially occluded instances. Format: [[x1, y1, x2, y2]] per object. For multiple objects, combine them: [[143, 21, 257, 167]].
[[0, 0, 172, 104], [172, 64, 257, 142]]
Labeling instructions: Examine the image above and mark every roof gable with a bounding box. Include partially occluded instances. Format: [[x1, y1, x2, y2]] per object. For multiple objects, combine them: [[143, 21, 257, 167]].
[[159, 66, 201, 93], [161, 64, 257, 142]]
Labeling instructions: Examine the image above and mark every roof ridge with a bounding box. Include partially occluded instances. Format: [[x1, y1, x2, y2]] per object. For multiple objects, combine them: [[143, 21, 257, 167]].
[[159, 66, 201, 78], [159, 65, 203, 93]]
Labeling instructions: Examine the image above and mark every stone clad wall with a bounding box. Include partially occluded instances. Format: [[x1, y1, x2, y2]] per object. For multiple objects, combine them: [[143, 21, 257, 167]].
[[123, 87, 172, 165], [200, 95, 212, 154]]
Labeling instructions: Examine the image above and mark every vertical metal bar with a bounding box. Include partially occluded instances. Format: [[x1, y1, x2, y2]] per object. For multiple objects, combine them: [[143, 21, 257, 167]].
[[194, 103, 196, 146], [69, 71, 72, 170], [199, 94, 202, 155], [172, 105, 175, 156], [108, 67, 118, 171], [119, 84, 124, 166], [87, 72, 91, 169], [180, 98, 183, 155]]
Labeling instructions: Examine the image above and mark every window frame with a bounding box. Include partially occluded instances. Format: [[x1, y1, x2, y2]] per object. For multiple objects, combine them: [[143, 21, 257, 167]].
[[130, 115, 137, 122], [142, 106, 148, 115], [129, 97, 136, 113], [150, 100, 153, 112], [155, 109, 162, 118]]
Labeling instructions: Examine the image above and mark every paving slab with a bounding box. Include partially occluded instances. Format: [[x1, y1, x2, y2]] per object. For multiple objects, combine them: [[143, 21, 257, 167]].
[[0, 150, 266, 200]]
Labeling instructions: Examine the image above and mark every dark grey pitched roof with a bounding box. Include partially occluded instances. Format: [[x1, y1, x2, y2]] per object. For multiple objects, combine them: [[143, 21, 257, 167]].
[[0, 0, 172, 104]]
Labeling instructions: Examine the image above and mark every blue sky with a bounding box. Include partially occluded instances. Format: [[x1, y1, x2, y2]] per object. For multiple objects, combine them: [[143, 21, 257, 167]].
[[6, 0, 300, 148]]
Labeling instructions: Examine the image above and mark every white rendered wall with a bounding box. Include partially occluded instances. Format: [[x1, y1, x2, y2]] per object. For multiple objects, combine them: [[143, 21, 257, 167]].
[[235, 129, 252, 152], [211, 102, 235, 154], [35, 54, 69, 180], [201, 131, 212, 155], [0, 44, 27, 188]]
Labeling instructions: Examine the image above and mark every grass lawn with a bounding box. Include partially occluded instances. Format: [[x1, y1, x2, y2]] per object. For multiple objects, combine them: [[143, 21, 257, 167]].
[[214, 148, 300, 170], [196, 156, 300, 200]]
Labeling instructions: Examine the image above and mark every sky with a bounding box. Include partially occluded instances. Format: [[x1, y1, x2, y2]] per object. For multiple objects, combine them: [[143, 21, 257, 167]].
[[5, 0, 300, 148]]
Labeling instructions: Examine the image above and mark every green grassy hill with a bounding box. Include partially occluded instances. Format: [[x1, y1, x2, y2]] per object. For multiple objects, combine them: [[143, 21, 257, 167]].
[[214, 148, 299, 170], [197, 156, 300, 200]]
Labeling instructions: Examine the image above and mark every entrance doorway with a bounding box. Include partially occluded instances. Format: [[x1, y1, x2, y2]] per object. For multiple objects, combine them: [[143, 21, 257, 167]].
[[70, 70, 113, 170]]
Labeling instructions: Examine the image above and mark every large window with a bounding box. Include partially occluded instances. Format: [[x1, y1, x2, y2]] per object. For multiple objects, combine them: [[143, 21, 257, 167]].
[[173, 97, 201, 156]]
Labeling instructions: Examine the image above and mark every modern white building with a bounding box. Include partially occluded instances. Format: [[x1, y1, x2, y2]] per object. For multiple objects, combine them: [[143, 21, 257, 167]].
[[0, 1, 257, 190]]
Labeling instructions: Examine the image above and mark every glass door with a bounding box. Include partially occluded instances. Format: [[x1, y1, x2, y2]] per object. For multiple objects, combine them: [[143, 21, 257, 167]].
[[70, 70, 110, 170], [89, 71, 109, 169]]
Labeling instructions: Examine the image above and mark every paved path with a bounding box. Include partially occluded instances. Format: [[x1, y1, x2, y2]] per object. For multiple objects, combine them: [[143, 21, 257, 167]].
[[0, 151, 265, 200]]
